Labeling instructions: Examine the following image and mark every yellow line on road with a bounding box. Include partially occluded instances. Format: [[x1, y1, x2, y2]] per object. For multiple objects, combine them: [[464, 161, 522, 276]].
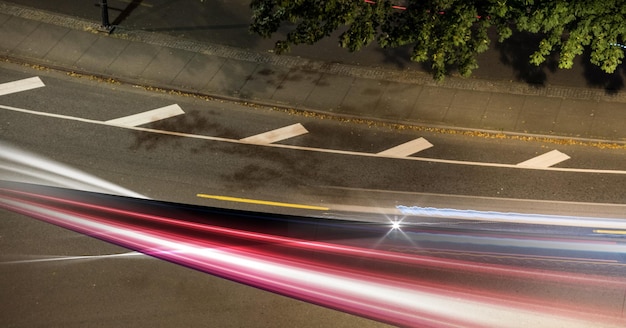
[[593, 229, 626, 235], [197, 194, 329, 211]]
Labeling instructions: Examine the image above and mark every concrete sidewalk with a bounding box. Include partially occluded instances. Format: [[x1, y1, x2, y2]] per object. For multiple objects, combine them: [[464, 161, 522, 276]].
[[1, 2, 625, 143]]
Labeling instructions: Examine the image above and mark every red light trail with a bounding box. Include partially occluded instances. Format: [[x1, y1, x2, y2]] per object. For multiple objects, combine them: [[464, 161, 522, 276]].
[[1, 182, 624, 327]]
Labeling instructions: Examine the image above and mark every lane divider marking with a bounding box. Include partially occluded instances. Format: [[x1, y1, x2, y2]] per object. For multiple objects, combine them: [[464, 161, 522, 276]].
[[3, 104, 626, 175], [197, 194, 329, 211], [593, 230, 626, 235]]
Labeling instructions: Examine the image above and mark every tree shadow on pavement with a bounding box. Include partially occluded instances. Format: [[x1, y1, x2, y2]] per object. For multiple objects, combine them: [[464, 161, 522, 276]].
[[145, 24, 250, 33], [133, 0, 260, 49], [495, 32, 558, 87], [374, 44, 416, 70], [581, 49, 625, 94], [130, 110, 237, 152], [94, 0, 144, 26]]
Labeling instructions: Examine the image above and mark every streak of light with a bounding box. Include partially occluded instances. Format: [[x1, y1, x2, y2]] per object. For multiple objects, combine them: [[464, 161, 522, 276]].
[[0, 141, 147, 199], [396, 205, 626, 230], [1, 251, 145, 264], [2, 186, 625, 286], [1, 183, 625, 327]]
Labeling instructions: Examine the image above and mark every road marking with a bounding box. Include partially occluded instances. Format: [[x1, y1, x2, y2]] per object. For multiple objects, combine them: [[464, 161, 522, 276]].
[[3, 104, 626, 175], [0, 77, 45, 96], [197, 194, 329, 210], [240, 123, 308, 144], [517, 150, 570, 168], [377, 137, 433, 157], [593, 230, 626, 235], [105, 104, 184, 127]]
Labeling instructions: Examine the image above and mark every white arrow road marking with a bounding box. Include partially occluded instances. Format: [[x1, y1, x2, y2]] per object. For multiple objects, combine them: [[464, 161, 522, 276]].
[[517, 150, 571, 168], [105, 104, 185, 127], [377, 137, 433, 157], [240, 123, 308, 144], [0, 77, 45, 96]]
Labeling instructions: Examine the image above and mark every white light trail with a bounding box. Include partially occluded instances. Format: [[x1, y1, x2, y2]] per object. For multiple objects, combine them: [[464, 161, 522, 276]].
[[0, 141, 147, 198], [2, 196, 621, 328]]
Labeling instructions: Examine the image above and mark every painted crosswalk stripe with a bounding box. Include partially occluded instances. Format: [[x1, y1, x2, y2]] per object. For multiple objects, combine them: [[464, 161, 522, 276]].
[[0, 77, 45, 96], [377, 137, 433, 157], [105, 104, 184, 127], [517, 149, 570, 168], [240, 123, 308, 144]]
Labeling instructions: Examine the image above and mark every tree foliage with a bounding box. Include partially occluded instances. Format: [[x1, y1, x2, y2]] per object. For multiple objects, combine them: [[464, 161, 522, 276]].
[[516, 0, 625, 74], [250, 0, 625, 80]]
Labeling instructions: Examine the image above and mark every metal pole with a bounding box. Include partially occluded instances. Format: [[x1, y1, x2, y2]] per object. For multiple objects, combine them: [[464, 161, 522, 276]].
[[101, 0, 111, 29]]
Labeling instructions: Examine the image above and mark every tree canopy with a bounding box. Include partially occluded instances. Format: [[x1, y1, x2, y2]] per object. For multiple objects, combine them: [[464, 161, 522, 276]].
[[249, 0, 625, 80]]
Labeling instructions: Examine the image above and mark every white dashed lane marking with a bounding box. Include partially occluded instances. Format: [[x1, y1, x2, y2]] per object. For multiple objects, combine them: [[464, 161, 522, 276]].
[[377, 137, 433, 157], [517, 150, 571, 168], [3, 104, 625, 175], [105, 104, 185, 127], [240, 123, 308, 144], [0, 77, 45, 96]]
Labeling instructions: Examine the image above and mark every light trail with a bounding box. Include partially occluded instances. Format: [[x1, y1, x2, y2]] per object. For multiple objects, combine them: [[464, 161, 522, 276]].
[[1, 251, 144, 264], [1, 183, 625, 327], [395, 205, 626, 230], [0, 141, 147, 198]]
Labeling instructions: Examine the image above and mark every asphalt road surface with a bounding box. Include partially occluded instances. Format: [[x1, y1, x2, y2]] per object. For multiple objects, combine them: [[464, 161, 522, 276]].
[[1, 60, 626, 327], [1, 62, 625, 206]]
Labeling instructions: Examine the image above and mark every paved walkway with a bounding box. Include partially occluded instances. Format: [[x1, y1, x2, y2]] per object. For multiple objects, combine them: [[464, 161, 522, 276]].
[[1, 2, 625, 143]]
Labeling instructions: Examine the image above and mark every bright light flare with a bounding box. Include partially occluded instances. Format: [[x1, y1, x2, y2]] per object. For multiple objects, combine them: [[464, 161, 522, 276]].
[[391, 221, 401, 230]]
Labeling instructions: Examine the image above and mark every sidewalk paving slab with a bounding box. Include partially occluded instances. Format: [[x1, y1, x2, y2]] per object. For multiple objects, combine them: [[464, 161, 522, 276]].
[[44, 29, 99, 65], [339, 79, 388, 116], [205, 58, 258, 98], [0, 16, 40, 54], [304, 74, 354, 112], [239, 63, 290, 101], [12, 22, 68, 60], [589, 102, 626, 140], [445, 90, 491, 127], [409, 86, 454, 123], [272, 68, 321, 106], [555, 99, 597, 137], [376, 82, 422, 121], [0, 11, 9, 24], [106, 42, 161, 78], [481, 93, 525, 131], [171, 53, 225, 92], [141, 47, 195, 85], [74, 36, 130, 73], [517, 96, 562, 134]]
